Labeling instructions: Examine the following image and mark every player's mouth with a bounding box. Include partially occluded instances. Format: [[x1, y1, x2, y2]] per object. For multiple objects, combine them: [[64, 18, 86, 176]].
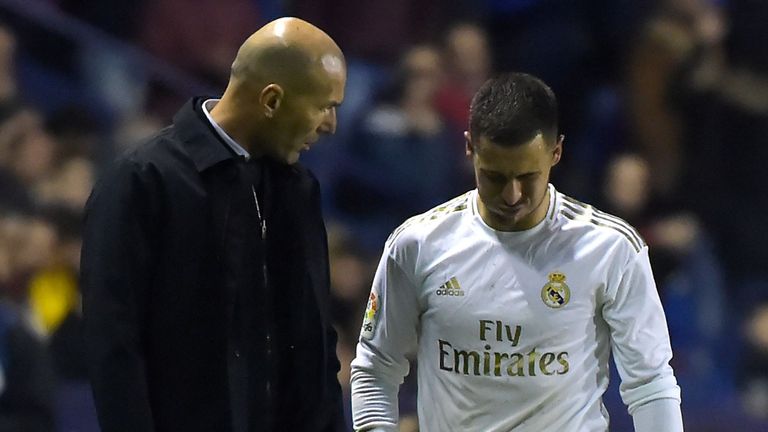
[[497, 203, 525, 215]]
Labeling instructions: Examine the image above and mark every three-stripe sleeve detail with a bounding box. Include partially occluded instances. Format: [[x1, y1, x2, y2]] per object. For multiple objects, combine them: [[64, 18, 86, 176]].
[[559, 195, 645, 253]]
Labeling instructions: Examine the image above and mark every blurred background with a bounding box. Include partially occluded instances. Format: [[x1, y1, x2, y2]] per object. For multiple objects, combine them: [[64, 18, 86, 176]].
[[0, 0, 766, 430]]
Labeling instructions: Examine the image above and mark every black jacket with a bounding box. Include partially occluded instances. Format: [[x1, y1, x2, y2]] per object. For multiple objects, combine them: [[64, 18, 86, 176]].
[[81, 99, 345, 432]]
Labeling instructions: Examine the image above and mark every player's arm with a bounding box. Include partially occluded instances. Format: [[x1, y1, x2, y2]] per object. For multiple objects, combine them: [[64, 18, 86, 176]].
[[81, 158, 160, 432], [602, 246, 684, 432], [350, 244, 420, 432]]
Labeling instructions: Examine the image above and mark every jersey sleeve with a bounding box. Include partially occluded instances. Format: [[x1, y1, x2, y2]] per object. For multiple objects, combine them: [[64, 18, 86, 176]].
[[601, 247, 682, 416], [631, 398, 684, 431], [350, 242, 421, 432]]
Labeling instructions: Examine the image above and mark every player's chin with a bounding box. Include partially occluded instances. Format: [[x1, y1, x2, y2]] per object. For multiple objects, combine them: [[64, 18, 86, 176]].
[[493, 205, 526, 221], [506, 209, 537, 227]]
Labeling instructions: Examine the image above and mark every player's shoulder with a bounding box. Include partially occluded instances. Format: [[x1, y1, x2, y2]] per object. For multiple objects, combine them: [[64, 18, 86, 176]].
[[555, 191, 647, 254], [385, 191, 472, 250]]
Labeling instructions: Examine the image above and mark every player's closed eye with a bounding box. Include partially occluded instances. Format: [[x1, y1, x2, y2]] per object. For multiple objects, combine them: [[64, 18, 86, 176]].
[[519, 172, 540, 179], [484, 172, 506, 183]]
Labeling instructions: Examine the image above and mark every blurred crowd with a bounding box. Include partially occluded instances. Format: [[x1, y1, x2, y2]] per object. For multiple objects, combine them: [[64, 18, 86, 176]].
[[0, 0, 767, 431]]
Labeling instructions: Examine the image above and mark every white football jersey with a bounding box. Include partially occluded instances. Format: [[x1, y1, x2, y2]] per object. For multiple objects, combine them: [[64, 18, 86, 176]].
[[351, 185, 681, 432]]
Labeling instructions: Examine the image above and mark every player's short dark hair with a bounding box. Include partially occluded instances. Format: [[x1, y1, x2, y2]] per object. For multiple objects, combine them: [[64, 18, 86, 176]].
[[469, 72, 558, 147]]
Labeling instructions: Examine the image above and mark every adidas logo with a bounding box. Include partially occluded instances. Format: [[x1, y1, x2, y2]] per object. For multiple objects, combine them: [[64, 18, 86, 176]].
[[436, 277, 465, 296]]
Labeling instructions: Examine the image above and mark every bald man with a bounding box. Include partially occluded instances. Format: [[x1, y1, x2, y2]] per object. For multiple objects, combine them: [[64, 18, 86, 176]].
[[81, 18, 347, 432]]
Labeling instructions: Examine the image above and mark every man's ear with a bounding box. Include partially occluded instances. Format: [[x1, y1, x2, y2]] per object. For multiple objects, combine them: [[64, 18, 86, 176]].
[[465, 131, 474, 157], [552, 134, 564, 167], [260, 84, 284, 118]]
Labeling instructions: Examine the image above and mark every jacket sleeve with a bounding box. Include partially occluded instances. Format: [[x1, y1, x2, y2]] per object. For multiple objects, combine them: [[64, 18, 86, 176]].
[[81, 158, 161, 432], [324, 322, 347, 432], [322, 246, 346, 432], [601, 247, 682, 427], [350, 244, 420, 432]]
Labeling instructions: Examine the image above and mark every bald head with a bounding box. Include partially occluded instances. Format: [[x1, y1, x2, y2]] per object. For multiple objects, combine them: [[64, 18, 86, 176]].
[[212, 17, 346, 164], [229, 17, 344, 93]]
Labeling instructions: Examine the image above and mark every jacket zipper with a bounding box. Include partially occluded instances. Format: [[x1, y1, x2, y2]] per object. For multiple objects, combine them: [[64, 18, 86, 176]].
[[251, 185, 272, 430]]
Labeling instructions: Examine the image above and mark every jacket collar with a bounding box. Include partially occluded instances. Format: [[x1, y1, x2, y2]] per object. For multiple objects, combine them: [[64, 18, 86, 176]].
[[173, 98, 310, 179], [173, 97, 238, 172]]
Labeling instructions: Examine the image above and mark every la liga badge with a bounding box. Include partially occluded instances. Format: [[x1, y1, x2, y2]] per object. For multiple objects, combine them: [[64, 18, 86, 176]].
[[361, 290, 379, 339]]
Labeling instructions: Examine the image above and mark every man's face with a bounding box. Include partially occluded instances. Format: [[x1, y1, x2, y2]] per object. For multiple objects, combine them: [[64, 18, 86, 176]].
[[466, 133, 562, 231], [269, 60, 346, 164]]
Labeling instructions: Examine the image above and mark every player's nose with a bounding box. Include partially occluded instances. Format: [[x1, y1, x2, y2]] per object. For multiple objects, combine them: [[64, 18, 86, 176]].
[[318, 107, 337, 134], [502, 179, 522, 205]]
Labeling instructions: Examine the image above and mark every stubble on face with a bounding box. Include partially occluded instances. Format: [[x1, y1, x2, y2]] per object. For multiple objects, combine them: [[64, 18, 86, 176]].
[[469, 134, 560, 231]]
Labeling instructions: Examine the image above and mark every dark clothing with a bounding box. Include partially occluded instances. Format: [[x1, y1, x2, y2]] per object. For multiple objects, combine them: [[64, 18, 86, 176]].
[[678, 81, 768, 283], [81, 98, 345, 432], [49, 312, 89, 380], [0, 168, 34, 215], [0, 302, 55, 432]]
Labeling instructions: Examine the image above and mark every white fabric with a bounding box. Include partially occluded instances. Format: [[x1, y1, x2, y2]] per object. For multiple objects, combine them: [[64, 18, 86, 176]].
[[632, 398, 684, 431], [201, 98, 251, 159], [351, 185, 682, 432]]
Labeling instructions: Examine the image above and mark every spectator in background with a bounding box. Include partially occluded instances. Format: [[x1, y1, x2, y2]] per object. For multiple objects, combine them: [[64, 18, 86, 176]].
[[28, 206, 83, 337], [0, 214, 56, 314], [0, 108, 57, 213], [675, 1, 768, 422], [45, 108, 100, 163], [33, 108, 97, 213], [626, 0, 726, 199], [0, 114, 31, 213], [479, 0, 648, 202], [0, 214, 56, 432], [627, 12, 768, 421], [482, 0, 597, 148], [636, 12, 768, 424], [0, 299, 54, 432], [140, 0, 261, 85], [741, 304, 768, 420], [327, 224, 373, 338], [57, 0, 150, 121], [0, 25, 18, 118], [35, 157, 94, 212], [139, 0, 263, 118], [334, 45, 461, 250], [324, 223, 420, 432], [434, 22, 492, 189], [669, 0, 768, 312], [35, 206, 99, 432], [292, 0, 445, 65], [435, 22, 492, 135], [7, 110, 56, 194], [291, 0, 469, 211], [326, 224, 373, 430]]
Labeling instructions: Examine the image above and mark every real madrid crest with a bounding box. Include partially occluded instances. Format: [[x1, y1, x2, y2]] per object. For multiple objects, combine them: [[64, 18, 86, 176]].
[[541, 271, 570, 309]]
